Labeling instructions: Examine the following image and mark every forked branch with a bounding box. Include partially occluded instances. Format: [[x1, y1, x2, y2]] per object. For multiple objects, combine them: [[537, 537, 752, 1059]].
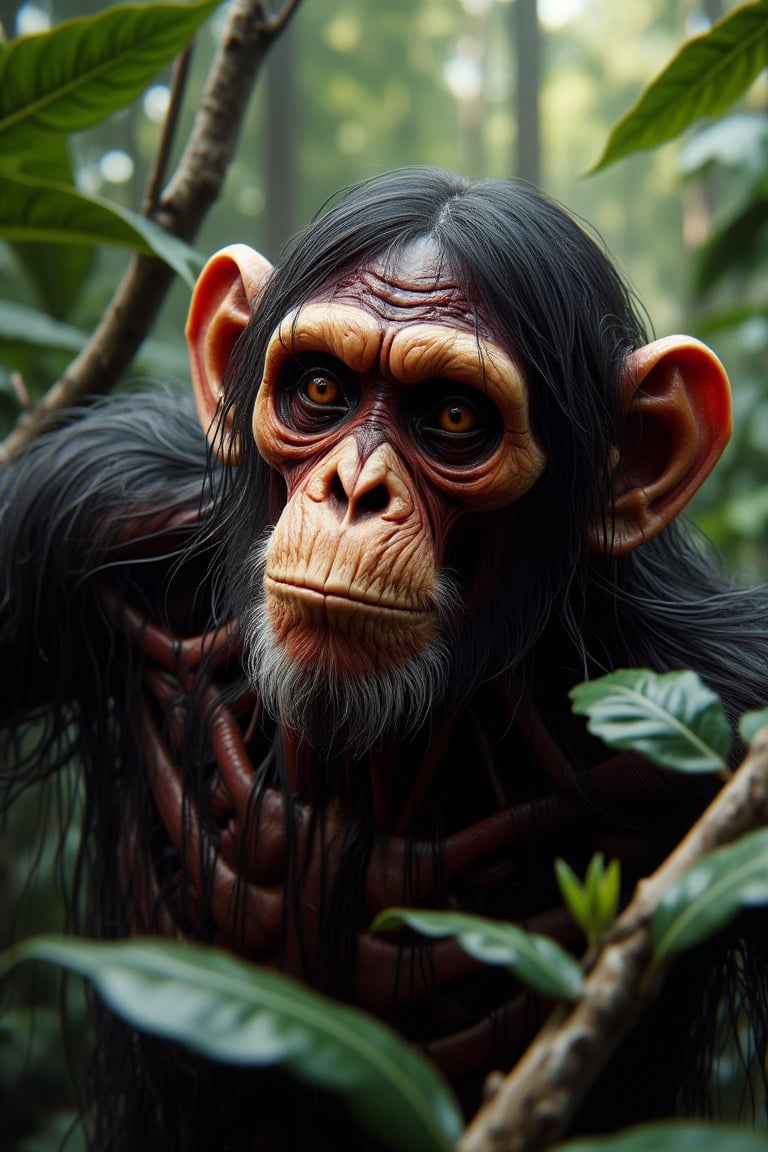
[[0, 0, 302, 464], [460, 729, 768, 1152]]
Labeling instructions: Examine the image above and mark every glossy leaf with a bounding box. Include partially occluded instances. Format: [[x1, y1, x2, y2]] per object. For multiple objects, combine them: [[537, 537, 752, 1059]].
[[0, 0, 221, 156], [555, 1120, 768, 1151], [372, 908, 584, 1001], [739, 709, 768, 744], [0, 174, 201, 286], [652, 828, 768, 965], [569, 669, 731, 774], [0, 936, 462, 1152], [592, 0, 768, 171]]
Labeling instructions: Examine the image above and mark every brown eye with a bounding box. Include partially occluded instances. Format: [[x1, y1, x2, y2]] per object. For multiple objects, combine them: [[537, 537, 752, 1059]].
[[411, 382, 501, 466], [437, 401, 477, 434], [304, 374, 342, 405], [278, 353, 358, 433]]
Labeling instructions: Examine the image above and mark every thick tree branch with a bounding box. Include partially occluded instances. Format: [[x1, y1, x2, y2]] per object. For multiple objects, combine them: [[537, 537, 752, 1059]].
[[460, 729, 768, 1152], [0, 0, 301, 464]]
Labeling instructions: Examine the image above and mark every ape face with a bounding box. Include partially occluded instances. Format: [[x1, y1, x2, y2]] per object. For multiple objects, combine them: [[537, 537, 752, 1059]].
[[190, 174, 731, 752], [239, 238, 547, 750]]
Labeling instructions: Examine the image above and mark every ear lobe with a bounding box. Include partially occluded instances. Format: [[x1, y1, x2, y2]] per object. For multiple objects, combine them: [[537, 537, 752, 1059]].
[[186, 243, 273, 462], [589, 336, 732, 556]]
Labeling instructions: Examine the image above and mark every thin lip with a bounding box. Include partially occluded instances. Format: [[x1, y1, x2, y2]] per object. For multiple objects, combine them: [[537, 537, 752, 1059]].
[[265, 575, 430, 619]]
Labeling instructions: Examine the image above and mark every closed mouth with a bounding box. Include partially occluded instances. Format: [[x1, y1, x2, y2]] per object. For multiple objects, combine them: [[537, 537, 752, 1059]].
[[265, 576, 430, 622]]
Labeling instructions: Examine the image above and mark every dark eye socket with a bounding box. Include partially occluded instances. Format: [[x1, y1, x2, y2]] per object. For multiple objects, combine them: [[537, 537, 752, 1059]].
[[278, 353, 357, 432], [411, 382, 501, 465]]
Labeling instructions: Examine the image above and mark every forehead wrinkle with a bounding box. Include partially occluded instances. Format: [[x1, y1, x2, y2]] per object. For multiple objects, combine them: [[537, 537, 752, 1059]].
[[335, 267, 476, 328]]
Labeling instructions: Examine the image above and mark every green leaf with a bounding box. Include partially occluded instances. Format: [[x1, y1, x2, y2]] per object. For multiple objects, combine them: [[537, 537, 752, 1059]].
[[739, 709, 768, 744], [593, 857, 620, 937], [555, 1120, 768, 1151], [652, 828, 768, 965], [679, 112, 768, 176], [10, 145, 92, 318], [0, 0, 221, 156], [555, 858, 592, 934], [691, 195, 768, 300], [569, 669, 731, 774], [0, 301, 88, 355], [0, 174, 202, 286], [0, 936, 462, 1152], [694, 301, 768, 337], [555, 855, 620, 948], [591, 0, 768, 171], [372, 908, 584, 1001]]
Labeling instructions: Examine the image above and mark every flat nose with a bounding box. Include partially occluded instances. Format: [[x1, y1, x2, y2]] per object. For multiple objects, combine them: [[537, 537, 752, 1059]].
[[310, 437, 412, 523], [334, 439, 392, 519]]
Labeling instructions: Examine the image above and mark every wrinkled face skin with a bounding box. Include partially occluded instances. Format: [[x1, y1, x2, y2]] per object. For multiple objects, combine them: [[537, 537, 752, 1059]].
[[242, 238, 547, 752]]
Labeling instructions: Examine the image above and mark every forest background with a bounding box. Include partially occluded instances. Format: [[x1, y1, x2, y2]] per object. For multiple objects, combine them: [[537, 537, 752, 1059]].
[[2, 1, 768, 1150]]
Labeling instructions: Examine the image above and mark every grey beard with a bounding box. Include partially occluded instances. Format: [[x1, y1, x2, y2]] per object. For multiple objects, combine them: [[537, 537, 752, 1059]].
[[238, 539, 461, 756]]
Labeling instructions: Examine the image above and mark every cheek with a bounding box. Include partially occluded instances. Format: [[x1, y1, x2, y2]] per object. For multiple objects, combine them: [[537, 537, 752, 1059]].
[[261, 493, 441, 676]]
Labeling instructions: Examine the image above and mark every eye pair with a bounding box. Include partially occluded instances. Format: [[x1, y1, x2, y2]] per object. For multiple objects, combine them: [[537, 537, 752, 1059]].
[[278, 354, 501, 466]]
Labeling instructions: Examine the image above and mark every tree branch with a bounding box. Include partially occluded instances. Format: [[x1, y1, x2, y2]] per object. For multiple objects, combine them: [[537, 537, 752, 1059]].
[[267, 0, 303, 35], [459, 728, 768, 1152], [142, 44, 193, 216], [0, 0, 302, 464]]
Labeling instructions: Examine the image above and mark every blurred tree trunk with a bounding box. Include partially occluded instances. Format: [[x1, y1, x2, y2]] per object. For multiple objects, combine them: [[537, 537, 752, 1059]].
[[515, 0, 540, 186], [264, 14, 298, 256]]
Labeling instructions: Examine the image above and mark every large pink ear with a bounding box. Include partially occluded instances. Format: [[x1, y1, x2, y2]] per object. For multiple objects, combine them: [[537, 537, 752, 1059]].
[[185, 244, 273, 462], [588, 336, 732, 556]]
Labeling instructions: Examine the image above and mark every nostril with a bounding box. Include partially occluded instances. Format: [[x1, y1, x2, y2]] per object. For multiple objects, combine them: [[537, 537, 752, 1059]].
[[330, 473, 348, 507], [357, 483, 390, 515]]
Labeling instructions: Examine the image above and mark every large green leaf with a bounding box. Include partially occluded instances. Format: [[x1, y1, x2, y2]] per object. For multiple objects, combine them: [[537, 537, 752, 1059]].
[[0, 936, 463, 1152], [0, 174, 202, 286], [569, 669, 731, 774], [10, 146, 93, 319], [592, 0, 768, 171], [0, 0, 221, 157], [555, 1120, 768, 1151], [652, 827, 768, 965], [372, 908, 584, 1001], [0, 301, 188, 384], [0, 301, 88, 355]]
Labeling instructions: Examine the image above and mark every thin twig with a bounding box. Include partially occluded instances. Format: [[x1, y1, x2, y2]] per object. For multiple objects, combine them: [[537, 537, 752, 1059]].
[[142, 45, 193, 216], [267, 0, 302, 34], [0, 0, 303, 464], [9, 372, 30, 411], [459, 728, 768, 1152]]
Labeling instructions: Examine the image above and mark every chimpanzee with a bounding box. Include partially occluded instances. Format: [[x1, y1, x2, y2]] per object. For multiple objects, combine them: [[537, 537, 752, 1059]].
[[2, 166, 768, 1150]]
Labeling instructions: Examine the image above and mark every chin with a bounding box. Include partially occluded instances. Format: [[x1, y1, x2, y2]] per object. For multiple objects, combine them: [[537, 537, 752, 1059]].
[[237, 547, 460, 755]]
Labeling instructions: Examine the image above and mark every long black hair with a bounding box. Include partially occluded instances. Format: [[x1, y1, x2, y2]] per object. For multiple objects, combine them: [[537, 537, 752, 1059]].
[[216, 166, 768, 732]]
